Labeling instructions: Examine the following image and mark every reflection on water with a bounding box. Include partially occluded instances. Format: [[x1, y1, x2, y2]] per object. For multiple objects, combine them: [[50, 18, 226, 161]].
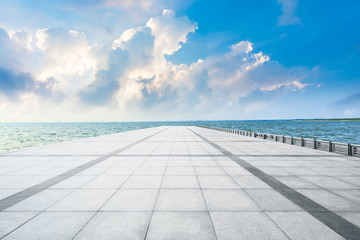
[[0, 120, 359, 152]]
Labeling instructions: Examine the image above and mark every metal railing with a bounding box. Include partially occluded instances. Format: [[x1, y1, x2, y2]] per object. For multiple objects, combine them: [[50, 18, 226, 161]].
[[197, 126, 359, 158]]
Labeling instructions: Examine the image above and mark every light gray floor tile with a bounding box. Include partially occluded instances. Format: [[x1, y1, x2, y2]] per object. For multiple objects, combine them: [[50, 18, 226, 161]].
[[337, 176, 360, 187], [246, 189, 302, 211], [133, 166, 166, 176], [331, 190, 360, 204], [232, 175, 271, 189], [161, 176, 199, 188], [0, 212, 38, 238], [122, 176, 163, 189], [167, 161, 193, 167], [302, 176, 357, 189], [2, 212, 93, 240], [74, 212, 151, 240], [198, 176, 240, 189], [267, 212, 344, 240], [102, 166, 137, 175], [222, 166, 251, 176], [81, 175, 128, 189], [47, 189, 115, 211], [195, 167, 227, 175], [146, 212, 217, 240], [210, 212, 288, 240], [193, 161, 218, 167], [155, 189, 207, 211], [101, 189, 157, 211], [203, 189, 260, 211], [142, 161, 168, 167], [165, 167, 195, 175]]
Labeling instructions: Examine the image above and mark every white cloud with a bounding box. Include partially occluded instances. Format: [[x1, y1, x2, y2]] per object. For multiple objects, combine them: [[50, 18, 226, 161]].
[[277, 0, 301, 26], [0, 9, 312, 121], [146, 9, 197, 55], [76, 9, 310, 119], [35, 28, 96, 88]]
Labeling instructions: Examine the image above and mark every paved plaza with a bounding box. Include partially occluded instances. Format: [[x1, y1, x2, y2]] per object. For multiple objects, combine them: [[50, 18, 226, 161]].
[[0, 126, 359, 239]]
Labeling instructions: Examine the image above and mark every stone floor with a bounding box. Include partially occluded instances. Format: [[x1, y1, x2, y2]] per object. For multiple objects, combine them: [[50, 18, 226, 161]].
[[0, 126, 359, 239]]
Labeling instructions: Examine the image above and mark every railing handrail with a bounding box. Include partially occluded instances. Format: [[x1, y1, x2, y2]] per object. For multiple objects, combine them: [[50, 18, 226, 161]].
[[196, 125, 359, 158]]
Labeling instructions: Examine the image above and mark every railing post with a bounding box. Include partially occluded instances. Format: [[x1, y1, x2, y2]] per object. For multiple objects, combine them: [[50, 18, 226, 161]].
[[301, 138, 304, 147], [291, 137, 294, 145], [282, 136, 285, 143], [314, 139, 317, 149], [329, 141, 332, 152], [275, 136, 277, 142], [348, 143, 352, 156], [263, 134, 266, 140]]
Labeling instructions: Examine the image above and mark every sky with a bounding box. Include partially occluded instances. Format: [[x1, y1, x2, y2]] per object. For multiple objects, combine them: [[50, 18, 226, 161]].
[[0, 0, 359, 122]]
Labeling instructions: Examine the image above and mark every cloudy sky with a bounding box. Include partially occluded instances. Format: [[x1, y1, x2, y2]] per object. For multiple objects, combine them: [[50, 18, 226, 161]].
[[0, 0, 359, 121]]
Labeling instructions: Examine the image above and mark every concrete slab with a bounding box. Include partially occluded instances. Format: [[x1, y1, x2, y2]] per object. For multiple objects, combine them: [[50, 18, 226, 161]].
[[146, 212, 217, 240], [0, 126, 359, 239], [210, 212, 288, 240], [74, 212, 151, 240]]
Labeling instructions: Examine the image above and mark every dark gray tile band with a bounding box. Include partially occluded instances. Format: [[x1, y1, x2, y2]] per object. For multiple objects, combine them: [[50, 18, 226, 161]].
[[189, 127, 360, 240], [0, 127, 168, 211]]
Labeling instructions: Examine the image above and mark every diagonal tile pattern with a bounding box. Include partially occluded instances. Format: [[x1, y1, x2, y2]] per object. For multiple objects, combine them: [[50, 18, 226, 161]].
[[0, 126, 359, 239]]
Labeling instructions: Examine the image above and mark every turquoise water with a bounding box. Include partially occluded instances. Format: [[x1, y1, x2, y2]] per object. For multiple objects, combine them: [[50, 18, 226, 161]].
[[0, 120, 359, 152]]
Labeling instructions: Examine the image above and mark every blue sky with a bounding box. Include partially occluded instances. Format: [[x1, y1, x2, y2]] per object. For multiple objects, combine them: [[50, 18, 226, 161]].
[[0, 0, 359, 121]]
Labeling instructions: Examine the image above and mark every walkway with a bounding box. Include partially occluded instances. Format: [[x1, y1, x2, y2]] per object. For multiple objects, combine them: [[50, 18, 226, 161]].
[[0, 126, 359, 239]]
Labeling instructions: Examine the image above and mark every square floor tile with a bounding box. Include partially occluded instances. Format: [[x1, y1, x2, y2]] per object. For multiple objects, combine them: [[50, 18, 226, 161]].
[[101, 189, 157, 211], [133, 167, 166, 176], [210, 212, 288, 240], [74, 212, 151, 240], [165, 167, 195, 176], [155, 189, 206, 211], [232, 176, 271, 189], [246, 189, 301, 211], [0, 212, 38, 238], [2, 212, 93, 240], [82, 176, 128, 189], [122, 176, 163, 189], [146, 212, 216, 240], [203, 189, 260, 211], [47, 189, 115, 211], [267, 212, 343, 240], [195, 167, 226, 176], [198, 176, 240, 189], [161, 176, 199, 188]]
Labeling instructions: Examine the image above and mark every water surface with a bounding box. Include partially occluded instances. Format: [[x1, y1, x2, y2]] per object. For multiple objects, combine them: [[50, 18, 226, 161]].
[[0, 120, 359, 152]]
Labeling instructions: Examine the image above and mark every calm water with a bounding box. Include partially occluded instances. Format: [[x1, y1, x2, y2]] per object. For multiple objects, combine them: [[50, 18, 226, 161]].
[[0, 120, 359, 152]]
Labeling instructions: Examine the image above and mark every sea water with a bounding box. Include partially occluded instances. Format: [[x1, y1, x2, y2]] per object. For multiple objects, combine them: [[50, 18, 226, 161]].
[[0, 120, 359, 152]]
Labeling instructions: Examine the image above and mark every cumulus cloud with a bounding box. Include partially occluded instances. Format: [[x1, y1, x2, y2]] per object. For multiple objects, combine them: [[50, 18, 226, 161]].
[[35, 28, 96, 87], [0, 9, 312, 120], [75, 9, 310, 116], [146, 9, 197, 55], [0, 67, 61, 101], [0, 28, 80, 103], [277, 0, 301, 26], [78, 9, 197, 107]]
